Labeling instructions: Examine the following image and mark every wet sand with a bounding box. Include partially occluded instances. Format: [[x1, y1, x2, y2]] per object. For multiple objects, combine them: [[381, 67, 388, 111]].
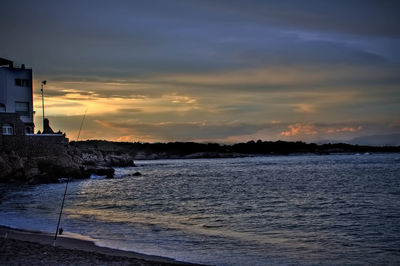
[[0, 226, 203, 265]]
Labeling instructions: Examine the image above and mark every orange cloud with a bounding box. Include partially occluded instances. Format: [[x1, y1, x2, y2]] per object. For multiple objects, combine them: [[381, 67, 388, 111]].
[[281, 123, 318, 136], [327, 126, 363, 133], [116, 135, 135, 142]]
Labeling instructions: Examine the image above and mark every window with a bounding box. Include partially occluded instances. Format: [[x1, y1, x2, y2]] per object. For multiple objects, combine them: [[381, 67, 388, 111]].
[[15, 102, 29, 114], [15, 79, 30, 87], [2, 124, 13, 135], [0, 103, 5, 112]]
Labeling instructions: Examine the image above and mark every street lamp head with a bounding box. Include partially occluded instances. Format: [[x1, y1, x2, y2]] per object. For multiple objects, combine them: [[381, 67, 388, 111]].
[[41, 80, 47, 85]]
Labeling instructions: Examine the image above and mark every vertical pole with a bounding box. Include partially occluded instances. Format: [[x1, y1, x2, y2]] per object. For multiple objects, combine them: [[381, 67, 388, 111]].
[[54, 178, 69, 241], [41, 83, 45, 132]]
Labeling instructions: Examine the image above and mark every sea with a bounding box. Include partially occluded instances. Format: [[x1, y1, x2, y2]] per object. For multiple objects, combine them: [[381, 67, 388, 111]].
[[0, 153, 400, 265]]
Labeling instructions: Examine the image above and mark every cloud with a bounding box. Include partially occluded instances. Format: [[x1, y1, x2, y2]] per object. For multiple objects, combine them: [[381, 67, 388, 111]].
[[31, 61, 400, 142], [327, 126, 363, 133], [117, 108, 143, 113], [195, 0, 400, 37], [42, 109, 399, 144], [150, 64, 400, 93], [281, 123, 318, 137], [293, 104, 317, 113], [168, 95, 198, 105], [1, 1, 399, 142], [2, 0, 399, 83], [280, 123, 367, 141]]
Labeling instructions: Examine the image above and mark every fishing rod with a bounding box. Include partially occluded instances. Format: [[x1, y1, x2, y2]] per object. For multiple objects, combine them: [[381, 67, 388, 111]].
[[53, 109, 88, 243], [77, 108, 88, 141], [54, 178, 69, 241]]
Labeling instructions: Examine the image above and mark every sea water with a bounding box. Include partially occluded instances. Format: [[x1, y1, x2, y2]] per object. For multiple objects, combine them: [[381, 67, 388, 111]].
[[0, 154, 400, 265]]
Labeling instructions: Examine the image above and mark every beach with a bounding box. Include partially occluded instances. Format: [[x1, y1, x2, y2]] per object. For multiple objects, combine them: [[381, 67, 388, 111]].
[[0, 226, 199, 266]]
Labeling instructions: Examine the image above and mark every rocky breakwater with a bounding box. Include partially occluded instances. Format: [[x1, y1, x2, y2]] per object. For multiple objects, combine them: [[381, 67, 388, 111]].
[[78, 148, 135, 179], [0, 145, 135, 184]]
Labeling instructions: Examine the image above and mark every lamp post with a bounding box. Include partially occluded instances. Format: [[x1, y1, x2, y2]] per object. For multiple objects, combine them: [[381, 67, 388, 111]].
[[41, 80, 46, 132]]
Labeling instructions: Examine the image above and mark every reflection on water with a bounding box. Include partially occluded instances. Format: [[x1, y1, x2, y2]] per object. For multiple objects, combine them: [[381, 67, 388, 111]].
[[1, 154, 400, 265]]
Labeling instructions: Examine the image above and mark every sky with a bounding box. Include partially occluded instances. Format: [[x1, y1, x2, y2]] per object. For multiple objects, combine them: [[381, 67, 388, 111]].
[[1, 0, 400, 144]]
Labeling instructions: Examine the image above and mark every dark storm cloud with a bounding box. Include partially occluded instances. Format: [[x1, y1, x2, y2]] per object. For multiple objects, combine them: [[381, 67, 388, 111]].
[[1, 0, 399, 80], [150, 64, 400, 95], [194, 0, 400, 37]]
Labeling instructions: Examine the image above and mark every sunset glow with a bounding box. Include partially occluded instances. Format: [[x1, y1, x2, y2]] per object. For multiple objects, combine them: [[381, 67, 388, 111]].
[[2, 0, 399, 143]]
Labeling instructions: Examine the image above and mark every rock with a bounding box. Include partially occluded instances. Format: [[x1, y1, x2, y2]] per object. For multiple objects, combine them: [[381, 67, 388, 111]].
[[0, 153, 12, 181], [104, 154, 135, 167], [84, 166, 114, 179], [0, 142, 137, 184], [131, 172, 142, 176], [0, 151, 25, 182], [25, 167, 40, 179], [81, 151, 104, 166], [35, 153, 85, 180]]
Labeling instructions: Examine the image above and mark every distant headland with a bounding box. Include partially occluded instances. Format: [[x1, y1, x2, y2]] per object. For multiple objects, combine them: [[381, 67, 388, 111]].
[[72, 139, 400, 160]]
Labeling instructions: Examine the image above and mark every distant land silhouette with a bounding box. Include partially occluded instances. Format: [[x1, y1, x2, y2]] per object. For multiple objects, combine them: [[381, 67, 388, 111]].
[[348, 134, 400, 146], [71, 140, 400, 160]]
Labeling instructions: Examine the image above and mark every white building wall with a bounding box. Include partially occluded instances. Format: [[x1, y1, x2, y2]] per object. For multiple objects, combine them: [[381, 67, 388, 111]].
[[0, 66, 34, 125]]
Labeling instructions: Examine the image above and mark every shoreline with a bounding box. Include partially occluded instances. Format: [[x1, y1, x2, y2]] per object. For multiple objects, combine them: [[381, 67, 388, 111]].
[[0, 225, 203, 265]]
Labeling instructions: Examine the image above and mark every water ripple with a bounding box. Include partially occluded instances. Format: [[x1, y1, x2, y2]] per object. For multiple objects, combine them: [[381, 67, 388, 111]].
[[0, 154, 400, 265]]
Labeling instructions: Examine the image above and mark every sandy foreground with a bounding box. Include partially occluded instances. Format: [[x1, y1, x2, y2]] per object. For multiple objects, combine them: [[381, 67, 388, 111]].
[[0, 226, 204, 266]]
